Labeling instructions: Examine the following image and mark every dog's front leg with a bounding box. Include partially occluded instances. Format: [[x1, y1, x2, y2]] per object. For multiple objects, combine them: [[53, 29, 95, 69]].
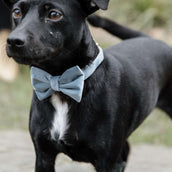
[[94, 141, 129, 172], [33, 136, 58, 172], [95, 162, 125, 172], [112, 162, 126, 172], [94, 158, 124, 172], [35, 148, 57, 172]]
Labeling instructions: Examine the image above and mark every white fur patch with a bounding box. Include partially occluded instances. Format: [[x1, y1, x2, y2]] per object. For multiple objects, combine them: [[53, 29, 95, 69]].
[[50, 94, 69, 141]]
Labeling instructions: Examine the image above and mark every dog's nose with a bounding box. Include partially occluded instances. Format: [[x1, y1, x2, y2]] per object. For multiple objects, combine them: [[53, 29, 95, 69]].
[[7, 37, 25, 48]]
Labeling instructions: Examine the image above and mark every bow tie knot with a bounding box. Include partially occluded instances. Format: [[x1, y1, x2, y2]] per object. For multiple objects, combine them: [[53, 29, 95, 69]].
[[50, 76, 60, 91]]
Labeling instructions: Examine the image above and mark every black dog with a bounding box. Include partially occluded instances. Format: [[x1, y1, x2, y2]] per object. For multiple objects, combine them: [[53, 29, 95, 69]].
[[4, 0, 172, 172]]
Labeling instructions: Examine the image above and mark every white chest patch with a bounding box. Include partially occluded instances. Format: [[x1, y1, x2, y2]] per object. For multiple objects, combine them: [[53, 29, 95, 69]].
[[50, 94, 69, 141]]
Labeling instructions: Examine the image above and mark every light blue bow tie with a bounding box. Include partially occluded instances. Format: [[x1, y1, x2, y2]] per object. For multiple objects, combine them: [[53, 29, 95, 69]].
[[31, 46, 104, 102]]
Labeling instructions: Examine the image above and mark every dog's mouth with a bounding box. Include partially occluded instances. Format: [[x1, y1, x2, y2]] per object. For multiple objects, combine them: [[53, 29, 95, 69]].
[[11, 56, 49, 65], [6, 45, 58, 65]]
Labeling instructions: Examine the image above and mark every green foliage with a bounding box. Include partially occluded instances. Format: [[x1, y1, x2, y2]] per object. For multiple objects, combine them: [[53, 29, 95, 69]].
[[0, 66, 32, 130], [98, 0, 172, 30], [133, 0, 154, 12]]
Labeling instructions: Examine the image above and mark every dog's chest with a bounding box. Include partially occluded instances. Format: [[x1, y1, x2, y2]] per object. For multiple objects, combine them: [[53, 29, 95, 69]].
[[50, 94, 69, 141]]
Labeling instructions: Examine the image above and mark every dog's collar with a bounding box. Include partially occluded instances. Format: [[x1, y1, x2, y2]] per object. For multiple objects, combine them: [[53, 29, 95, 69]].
[[30, 46, 104, 102]]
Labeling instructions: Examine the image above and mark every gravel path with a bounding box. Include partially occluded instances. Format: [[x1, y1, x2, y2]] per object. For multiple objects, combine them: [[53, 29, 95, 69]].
[[0, 131, 171, 172]]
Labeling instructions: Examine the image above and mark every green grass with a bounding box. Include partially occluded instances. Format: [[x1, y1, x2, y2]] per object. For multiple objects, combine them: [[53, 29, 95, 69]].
[[97, 0, 172, 31], [129, 109, 172, 147], [0, 66, 32, 130]]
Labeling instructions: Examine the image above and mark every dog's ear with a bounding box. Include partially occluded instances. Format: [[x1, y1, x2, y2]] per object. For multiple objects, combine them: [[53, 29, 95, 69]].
[[79, 0, 109, 15], [91, 0, 109, 10], [3, 0, 17, 8]]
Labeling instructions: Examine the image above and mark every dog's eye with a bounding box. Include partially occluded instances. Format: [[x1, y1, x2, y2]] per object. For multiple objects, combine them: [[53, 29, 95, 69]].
[[48, 10, 62, 21], [12, 8, 22, 19]]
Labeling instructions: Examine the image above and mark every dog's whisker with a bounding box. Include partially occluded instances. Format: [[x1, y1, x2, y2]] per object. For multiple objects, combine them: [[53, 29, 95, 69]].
[[0, 42, 8, 58], [0, 42, 7, 49]]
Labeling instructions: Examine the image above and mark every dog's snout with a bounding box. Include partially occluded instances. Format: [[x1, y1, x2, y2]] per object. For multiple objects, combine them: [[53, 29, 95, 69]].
[[7, 36, 25, 48]]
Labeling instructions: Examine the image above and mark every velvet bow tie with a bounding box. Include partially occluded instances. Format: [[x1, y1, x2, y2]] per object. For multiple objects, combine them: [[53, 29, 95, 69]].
[[31, 46, 104, 103]]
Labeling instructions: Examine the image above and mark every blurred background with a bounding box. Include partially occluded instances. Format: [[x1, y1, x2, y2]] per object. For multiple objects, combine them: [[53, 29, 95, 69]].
[[0, 0, 171, 146]]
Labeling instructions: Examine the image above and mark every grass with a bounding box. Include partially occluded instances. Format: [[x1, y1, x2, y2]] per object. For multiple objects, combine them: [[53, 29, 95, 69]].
[[0, 66, 32, 130], [129, 109, 172, 147], [98, 0, 172, 31]]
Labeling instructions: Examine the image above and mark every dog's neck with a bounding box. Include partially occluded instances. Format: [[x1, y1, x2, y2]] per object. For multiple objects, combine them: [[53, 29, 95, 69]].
[[34, 23, 99, 76]]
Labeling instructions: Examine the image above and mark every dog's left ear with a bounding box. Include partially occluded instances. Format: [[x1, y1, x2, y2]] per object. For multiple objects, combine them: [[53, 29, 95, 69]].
[[79, 0, 110, 15], [3, 0, 17, 8], [91, 0, 109, 10]]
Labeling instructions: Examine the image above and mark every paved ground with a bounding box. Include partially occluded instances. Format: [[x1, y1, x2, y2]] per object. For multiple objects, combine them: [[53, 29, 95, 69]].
[[0, 131, 172, 172]]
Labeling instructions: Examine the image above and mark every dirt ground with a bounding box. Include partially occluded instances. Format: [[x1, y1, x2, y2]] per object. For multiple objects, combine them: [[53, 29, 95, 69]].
[[0, 130, 172, 172]]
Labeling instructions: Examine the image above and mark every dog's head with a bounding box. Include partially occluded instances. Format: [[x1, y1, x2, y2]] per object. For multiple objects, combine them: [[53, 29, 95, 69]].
[[4, 0, 109, 66]]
